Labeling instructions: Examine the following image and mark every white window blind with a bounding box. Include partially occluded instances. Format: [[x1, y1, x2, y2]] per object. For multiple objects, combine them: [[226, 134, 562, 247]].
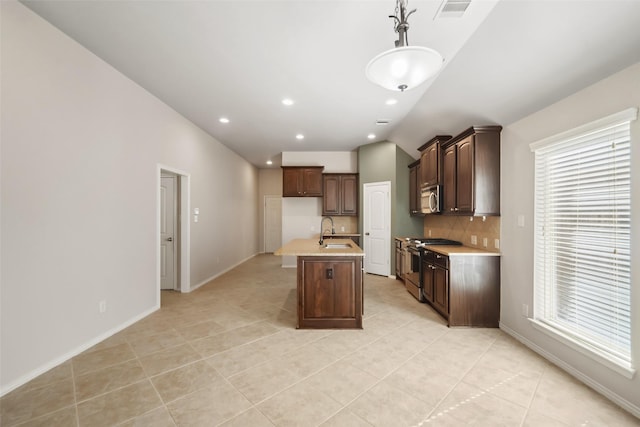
[[530, 108, 636, 373]]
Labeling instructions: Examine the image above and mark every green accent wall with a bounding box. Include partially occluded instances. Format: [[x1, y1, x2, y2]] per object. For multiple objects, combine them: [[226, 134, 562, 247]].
[[358, 141, 423, 275]]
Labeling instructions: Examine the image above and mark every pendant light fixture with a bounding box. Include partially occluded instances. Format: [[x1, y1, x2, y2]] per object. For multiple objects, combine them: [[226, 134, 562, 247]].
[[366, 0, 444, 92]]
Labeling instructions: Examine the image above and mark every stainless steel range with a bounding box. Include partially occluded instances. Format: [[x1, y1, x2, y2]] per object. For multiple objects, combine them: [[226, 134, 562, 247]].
[[404, 238, 462, 302]]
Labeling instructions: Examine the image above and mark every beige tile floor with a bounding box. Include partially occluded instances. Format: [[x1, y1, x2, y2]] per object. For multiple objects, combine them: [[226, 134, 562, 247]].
[[1, 254, 638, 426]]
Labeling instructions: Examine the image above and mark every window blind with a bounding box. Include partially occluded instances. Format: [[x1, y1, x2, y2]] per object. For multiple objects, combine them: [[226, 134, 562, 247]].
[[531, 108, 636, 371]]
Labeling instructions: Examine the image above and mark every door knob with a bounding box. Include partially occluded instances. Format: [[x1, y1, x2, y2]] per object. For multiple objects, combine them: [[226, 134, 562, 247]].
[[365, 232, 370, 236], [167, 237, 173, 242]]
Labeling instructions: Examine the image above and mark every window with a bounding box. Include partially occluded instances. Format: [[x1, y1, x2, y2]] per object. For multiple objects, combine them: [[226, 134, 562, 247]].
[[529, 108, 637, 376]]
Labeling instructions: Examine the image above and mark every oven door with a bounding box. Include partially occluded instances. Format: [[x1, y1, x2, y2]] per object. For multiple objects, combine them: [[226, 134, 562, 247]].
[[405, 247, 423, 301]]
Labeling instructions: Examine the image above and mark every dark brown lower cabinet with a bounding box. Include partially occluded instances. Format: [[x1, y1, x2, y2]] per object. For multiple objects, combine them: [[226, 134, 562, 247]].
[[423, 250, 500, 327], [297, 256, 363, 329]]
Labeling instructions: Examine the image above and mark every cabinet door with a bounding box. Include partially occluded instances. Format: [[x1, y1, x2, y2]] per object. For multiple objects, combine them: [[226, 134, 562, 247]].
[[303, 168, 323, 196], [421, 143, 440, 186], [282, 168, 302, 197], [456, 137, 474, 214], [432, 266, 449, 317], [341, 175, 358, 215], [442, 145, 457, 213], [302, 260, 355, 319], [322, 175, 340, 215], [395, 248, 403, 279], [421, 264, 434, 303], [409, 166, 419, 215]]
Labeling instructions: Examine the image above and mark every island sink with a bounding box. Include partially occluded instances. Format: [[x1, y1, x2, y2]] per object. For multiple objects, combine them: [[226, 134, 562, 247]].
[[323, 243, 352, 249]]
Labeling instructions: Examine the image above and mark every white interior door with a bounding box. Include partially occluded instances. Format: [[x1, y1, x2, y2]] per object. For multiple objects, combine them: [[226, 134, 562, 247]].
[[363, 181, 391, 276], [264, 196, 282, 253], [160, 175, 177, 290]]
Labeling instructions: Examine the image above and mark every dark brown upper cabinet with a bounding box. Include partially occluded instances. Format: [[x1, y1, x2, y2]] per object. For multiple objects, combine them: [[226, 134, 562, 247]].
[[408, 160, 422, 216], [418, 135, 451, 187], [282, 166, 324, 197], [441, 126, 501, 216], [322, 174, 358, 216]]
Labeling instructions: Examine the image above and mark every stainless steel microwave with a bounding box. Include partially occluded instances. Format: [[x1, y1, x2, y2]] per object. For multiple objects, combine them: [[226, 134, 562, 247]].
[[421, 185, 442, 214]]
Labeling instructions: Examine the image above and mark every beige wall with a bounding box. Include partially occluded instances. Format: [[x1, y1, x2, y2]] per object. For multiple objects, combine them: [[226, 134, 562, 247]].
[[1, 2, 259, 394], [258, 168, 282, 252], [500, 62, 640, 414]]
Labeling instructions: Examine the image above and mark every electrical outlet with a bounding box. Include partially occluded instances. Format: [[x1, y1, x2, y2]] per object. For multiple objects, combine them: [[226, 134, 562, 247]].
[[521, 304, 529, 317], [517, 214, 525, 227], [494, 239, 500, 249], [341, 226, 345, 232], [99, 300, 107, 313], [482, 237, 488, 247], [428, 229, 432, 237], [194, 215, 199, 223], [471, 235, 477, 245]]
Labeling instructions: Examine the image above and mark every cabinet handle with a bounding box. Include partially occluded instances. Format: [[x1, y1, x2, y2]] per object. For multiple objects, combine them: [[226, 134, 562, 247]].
[[450, 208, 455, 212], [454, 207, 459, 211]]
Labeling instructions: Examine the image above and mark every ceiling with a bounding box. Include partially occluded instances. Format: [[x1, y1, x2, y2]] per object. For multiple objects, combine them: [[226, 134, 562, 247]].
[[21, 0, 640, 167]]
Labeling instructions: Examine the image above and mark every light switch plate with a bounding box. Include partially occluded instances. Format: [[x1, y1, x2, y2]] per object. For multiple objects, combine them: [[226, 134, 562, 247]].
[[517, 215, 525, 227], [194, 208, 200, 215]]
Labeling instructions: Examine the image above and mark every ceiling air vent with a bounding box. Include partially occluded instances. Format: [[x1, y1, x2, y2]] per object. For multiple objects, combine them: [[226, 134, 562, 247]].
[[436, 0, 472, 18], [376, 120, 390, 126]]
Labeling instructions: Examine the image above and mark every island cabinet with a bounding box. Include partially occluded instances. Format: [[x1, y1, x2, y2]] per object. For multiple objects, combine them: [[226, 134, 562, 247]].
[[442, 126, 501, 216], [322, 173, 358, 216], [418, 135, 451, 187], [297, 256, 363, 329], [282, 166, 324, 197], [408, 160, 422, 216], [422, 249, 500, 327]]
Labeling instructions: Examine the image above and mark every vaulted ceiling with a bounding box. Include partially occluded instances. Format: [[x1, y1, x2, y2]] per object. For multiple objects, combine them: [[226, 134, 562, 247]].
[[22, 0, 640, 167]]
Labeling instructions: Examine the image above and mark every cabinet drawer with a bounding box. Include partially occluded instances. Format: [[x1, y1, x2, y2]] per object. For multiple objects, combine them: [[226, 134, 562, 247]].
[[433, 252, 448, 269]]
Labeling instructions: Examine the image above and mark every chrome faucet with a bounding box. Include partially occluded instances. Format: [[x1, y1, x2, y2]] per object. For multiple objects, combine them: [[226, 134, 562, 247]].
[[318, 216, 335, 245]]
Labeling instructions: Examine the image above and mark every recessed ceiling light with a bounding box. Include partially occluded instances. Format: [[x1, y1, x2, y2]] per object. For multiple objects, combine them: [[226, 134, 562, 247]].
[[368, 133, 376, 139], [266, 160, 273, 165], [219, 117, 230, 124], [296, 134, 304, 140], [386, 99, 398, 105], [282, 98, 294, 106]]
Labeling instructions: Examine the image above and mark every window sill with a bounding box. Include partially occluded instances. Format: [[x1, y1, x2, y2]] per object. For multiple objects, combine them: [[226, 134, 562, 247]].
[[529, 318, 635, 379]]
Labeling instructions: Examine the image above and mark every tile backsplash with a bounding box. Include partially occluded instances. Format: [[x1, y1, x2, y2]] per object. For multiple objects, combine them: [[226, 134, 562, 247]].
[[423, 215, 500, 253], [330, 216, 358, 234]]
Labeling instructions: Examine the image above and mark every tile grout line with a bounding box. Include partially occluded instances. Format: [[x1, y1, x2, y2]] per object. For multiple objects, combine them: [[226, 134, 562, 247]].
[[410, 331, 502, 426]]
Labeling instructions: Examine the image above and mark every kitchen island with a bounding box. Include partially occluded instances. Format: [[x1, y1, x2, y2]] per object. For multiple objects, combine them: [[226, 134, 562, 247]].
[[275, 238, 365, 329]]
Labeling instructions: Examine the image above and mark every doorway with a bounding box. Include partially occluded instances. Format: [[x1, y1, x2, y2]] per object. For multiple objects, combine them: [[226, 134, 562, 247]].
[[363, 181, 391, 276], [160, 173, 178, 290], [157, 166, 190, 301]]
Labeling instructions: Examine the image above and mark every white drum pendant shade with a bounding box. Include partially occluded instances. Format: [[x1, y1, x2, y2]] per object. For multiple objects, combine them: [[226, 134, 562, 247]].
[[366, 45, 443, 92]]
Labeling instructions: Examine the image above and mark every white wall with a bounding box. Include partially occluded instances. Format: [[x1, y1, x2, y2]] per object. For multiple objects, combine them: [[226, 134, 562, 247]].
[[500, 62, 640, 414], [0, 2, 258, 394], [280, 152, 357, 267]]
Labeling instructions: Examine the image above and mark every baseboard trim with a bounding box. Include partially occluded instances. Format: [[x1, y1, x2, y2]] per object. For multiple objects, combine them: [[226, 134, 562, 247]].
[[189, 253, 258, 292], [1, 304, 159, 397], [499, 322, 640, 418]]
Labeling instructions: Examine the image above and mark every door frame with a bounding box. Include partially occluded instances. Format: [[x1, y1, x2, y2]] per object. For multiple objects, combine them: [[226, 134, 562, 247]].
[[157, 165, 190, 303]]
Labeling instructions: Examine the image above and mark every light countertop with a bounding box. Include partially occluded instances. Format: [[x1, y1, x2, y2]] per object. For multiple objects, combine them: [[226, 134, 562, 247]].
[[275, 238, 365, 257]]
